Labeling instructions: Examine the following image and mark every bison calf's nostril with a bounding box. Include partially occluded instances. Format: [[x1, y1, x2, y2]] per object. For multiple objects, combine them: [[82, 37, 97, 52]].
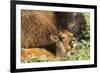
[[72, 37, 76, 41]]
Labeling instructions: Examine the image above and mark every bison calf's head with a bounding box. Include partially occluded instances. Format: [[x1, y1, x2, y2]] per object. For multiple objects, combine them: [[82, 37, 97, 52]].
[[50, 30, 75, 57]]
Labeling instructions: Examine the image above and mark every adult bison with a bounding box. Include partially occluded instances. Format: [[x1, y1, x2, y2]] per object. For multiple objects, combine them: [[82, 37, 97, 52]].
[[21, 10, 86, 57]]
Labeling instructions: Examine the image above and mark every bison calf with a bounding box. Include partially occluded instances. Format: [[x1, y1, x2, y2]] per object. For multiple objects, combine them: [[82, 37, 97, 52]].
[[22, 30, 74, 59]]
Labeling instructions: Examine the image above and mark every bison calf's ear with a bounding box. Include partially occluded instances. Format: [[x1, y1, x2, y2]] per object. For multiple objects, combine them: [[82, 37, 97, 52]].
[[58, 33, 65, 42]]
